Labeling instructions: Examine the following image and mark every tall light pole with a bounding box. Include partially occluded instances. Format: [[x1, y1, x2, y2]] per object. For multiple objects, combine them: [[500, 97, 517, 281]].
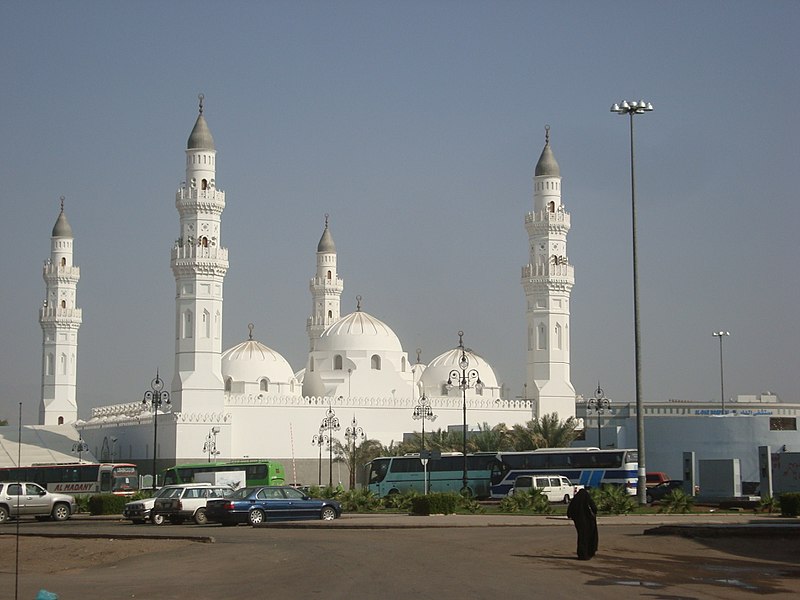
[[446, 331, 483, 495], [586, 384, 612, 448], [344, 415, 365, 490], [713, 331, 730, 413], [319, 405, 340, 488], [311, 429, 327, 486], [142, 371, 170, 488], [203, 426, 221, 462], [412, 392, 437, 451], [72, 438, 88, 463], [611, 99, 654, 505]]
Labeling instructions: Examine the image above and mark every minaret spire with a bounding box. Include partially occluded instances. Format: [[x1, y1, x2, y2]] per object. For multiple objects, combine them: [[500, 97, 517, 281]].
[[522, 127, 576, 419], [40, 197, 82, 425]]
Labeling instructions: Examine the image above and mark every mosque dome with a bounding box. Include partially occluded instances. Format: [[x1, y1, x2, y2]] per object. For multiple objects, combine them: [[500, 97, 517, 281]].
[[534, 126, 560, 177], [420, 346, 500, 391], [221, 332, 295, 385], [315, 309, 402, 354]]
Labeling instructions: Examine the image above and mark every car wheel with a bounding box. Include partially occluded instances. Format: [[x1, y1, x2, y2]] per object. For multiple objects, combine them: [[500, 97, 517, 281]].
[[320, 506, 337, 521], [194, 508, 208, 525], [0, 506, 10, 523], [563, 494, 571, 504], [248, 509, 265, 525], [151, 513, 165, 526], [646, 493, 653, 504], [51, 503, 70, 522]]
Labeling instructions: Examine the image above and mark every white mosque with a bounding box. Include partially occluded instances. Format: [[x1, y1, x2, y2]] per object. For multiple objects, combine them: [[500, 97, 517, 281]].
[[30, 98, 579, 484]]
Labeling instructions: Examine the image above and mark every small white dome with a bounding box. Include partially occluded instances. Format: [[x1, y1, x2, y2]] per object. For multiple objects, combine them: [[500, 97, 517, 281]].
[[221, 339, 295, 385], [316, 310, 402, 353], [420, 347, 499, 390]]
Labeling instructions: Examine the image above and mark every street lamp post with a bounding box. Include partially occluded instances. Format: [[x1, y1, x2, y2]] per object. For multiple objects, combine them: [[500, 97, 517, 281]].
[[142, 371, 171, 488], [311, 430, 327, 486], [412, 392, 437, 452], [446, 331, 483, 495], [611, 99, 654, 505], [203, 426, 221, 462], [319, 405, 340, 488], [344, 415, 365, 490], [713, 331, 730, 413], [586, 385, 612, 448], [72, 438, 88, 463]]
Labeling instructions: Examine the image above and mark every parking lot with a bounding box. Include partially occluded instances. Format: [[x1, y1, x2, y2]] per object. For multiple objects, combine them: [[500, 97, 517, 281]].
[[2, 513, 800, 599]]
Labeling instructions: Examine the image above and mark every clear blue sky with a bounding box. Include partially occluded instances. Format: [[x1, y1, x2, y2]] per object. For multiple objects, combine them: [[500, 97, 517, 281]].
[[1, 1, 798, 424]]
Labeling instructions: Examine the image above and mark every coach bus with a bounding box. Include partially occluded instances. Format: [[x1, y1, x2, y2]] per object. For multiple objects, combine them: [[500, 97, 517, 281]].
[[364, 453, 496, 498], [489, 448, 638, 498], [0, 463, 139, 496], [161, 460, 285, 487]]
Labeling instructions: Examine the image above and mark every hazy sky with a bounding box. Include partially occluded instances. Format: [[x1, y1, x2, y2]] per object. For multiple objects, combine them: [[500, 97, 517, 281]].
[[1, 1, 798, 425]]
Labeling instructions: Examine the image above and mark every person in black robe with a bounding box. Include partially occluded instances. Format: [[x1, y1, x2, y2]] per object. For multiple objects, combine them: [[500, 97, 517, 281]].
[[567, 488, 598, 560]]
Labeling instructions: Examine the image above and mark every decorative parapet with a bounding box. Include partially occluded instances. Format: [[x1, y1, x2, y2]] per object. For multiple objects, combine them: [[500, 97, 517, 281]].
[[521, 263, 574, 279], [525, 209, 570, 225], [225, 394, 532, 411]]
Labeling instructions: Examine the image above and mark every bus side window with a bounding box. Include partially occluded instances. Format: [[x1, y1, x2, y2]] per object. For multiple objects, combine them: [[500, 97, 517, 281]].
[[100, 471, 112, 492]]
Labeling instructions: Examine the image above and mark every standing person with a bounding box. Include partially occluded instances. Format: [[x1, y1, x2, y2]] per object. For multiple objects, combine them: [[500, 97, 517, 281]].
[[567, 488, 598, 560]]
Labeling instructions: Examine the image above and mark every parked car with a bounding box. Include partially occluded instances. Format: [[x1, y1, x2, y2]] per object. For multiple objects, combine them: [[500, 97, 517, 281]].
[[123, 483, 213, 525], [205, 486, 342, 526], [510, 475, 583, 503], [152, 484, 233, 525], [646, 472, 670, 488], [0, 482, 77, 523], [646, 480, 686, 504]]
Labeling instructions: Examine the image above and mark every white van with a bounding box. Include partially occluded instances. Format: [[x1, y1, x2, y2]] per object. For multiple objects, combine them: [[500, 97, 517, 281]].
[[510, 475, 583, 503]]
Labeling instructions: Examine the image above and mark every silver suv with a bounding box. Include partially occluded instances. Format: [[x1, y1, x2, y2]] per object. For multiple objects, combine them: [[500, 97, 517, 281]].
[[0, 482, 77, 523]]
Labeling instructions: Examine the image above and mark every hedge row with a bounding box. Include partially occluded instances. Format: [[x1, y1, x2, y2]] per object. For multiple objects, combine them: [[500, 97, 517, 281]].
[[779, 492, 800, 517]]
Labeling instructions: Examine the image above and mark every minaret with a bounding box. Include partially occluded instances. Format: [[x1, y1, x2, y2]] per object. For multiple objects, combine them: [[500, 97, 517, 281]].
[[522, 126, 576, 419], [307, 215, 343, 350], [39, 198, 82, 425], [170, 95, 228, 413]]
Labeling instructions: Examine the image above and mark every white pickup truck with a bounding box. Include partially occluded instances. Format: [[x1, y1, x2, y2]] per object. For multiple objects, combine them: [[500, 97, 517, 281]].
[[510, 475, 584, 503]]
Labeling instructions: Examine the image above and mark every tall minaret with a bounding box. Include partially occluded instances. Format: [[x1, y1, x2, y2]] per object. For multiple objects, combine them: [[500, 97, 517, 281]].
[[307, 215, 343, 349], [39, 198, 82, 425], [170, 95, 228, 413], [522, 126, 576, 419]]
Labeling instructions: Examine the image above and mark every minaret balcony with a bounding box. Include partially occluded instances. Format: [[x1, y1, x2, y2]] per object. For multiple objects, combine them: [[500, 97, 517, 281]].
[[310, 275, 344, 289], [525, 210, 570, 226], [39, 306, 83, 322], [171, 243, 229, 262], [521, 263, 575, 279], [42, 263, 81, 279]]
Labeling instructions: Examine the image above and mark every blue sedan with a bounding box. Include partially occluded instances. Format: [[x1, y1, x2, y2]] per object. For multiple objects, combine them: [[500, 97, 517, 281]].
[[205, 486, 342, 525]]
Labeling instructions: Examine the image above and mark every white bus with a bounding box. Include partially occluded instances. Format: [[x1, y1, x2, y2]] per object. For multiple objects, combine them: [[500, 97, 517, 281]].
[[489, 448, 638, 498]]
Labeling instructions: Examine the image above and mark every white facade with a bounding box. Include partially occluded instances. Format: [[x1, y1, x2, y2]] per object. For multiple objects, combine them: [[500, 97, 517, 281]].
[[39, 199, 82, 425], [522, 127, 576, 419]]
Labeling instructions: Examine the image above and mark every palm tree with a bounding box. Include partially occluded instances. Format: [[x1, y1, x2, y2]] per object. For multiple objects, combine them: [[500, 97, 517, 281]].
[[467, 422, 511, 452], [333, 438, 385, 489], [532, 413, 579, 448], [424, 428, 463, 452], [509, 420, 539, 451]]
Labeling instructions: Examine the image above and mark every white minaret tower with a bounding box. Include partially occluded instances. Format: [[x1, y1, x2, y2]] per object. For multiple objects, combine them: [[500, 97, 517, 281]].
[[307, 215, 343, 350], [522, 126, 576, 419], [170, 95, 228, 413], [39, 198, 82, 425]]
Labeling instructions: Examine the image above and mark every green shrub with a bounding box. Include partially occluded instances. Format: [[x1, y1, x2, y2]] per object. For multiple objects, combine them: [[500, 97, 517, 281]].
[[658, 488, 694, 514], [87, 494, 129, 515], [590, 484, 636, 515], [779, 492, 800, 517], [457, 493, 486, 514], [336, 488, 380, 512], [498, 489, 552, 514], [381, 490, 419, 511], [757, 495, 778, 514], [410, 492, 458, 515]]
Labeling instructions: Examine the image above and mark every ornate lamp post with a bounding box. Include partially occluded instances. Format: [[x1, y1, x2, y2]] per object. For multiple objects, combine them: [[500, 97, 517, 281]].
[[610, 99, 654, 505], [72, 438, 88, 463], [203, 426, 221, 463], [344, 415, 365, 490], [319, 405, 340, 488], [412, 393, 437, 451], [446, 331, 483, 494], [586, 385, 612, 448], [142, 371, 170, 488], [311, 429, 328, 486], [713, 331, 730, 414]]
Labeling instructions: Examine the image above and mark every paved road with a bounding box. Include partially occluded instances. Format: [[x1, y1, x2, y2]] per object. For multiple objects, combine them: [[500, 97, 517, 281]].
[[2, 513, 799, 599]]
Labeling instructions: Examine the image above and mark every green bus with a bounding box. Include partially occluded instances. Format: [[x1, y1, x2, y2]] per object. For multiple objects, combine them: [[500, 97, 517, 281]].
[[364, 453, 496, 499], [162, 460, 285, 487]]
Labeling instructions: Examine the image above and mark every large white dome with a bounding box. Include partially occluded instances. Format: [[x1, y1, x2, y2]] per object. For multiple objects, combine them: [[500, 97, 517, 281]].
[[420, 347, 500, 390], [221, 338, 295, 384], [315, 310, 402, 353]]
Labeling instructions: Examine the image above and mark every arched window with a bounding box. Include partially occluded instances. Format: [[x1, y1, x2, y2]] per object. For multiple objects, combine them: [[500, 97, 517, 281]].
[[58, 416, 64, 425], [371, 355, 381, 370], [548, 201, 555, 212], [327, 270, 332, 280], [61, 257, 66, 267], [61, 300, 66, 309], [46, 353, 54, 376], [401, 357, 407, 372], [202, 310, 210, 338], [555, 323, 562, 349], [225, 378, 232, 392], [183, 310, 193, 339], [260, 379, 268, 392], [201, 179, 208, 190], [538, 324, 547, 350], [334, 355, 343, 370], [327, 310, 333, 319], [309, 357, 315, 372], [59, 353, 67, 375]]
